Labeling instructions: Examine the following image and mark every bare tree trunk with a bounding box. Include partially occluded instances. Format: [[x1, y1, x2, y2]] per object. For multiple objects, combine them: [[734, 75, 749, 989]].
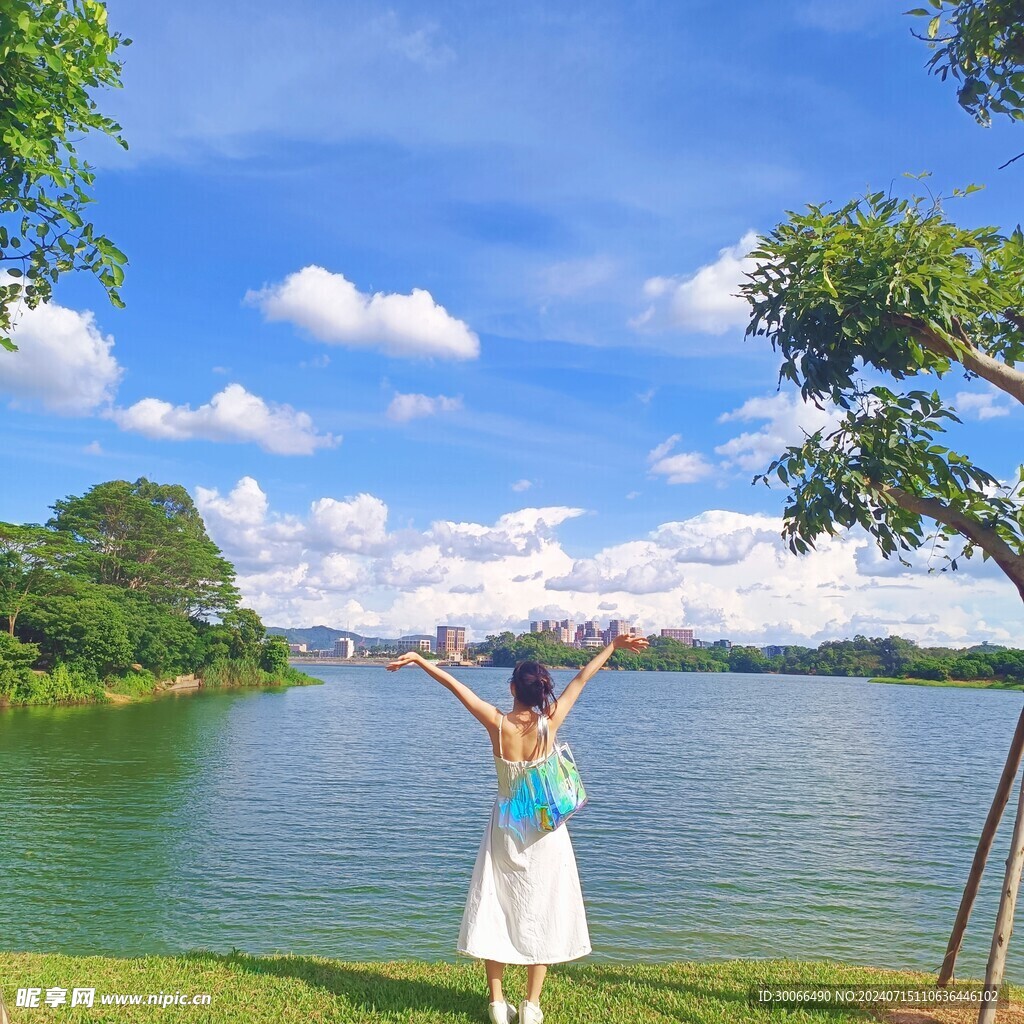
[[978, 769, 1024, 1024], [939, 706, 1024, 985]]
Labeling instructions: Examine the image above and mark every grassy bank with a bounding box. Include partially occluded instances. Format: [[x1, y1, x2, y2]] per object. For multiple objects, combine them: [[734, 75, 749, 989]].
[[872, 676, 1024, 691], [0, 951, 1016, 1023], [0, 663, 322, 709]]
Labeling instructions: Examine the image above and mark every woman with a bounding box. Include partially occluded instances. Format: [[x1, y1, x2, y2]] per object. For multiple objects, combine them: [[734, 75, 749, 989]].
[[386, 631, 650, 1024]]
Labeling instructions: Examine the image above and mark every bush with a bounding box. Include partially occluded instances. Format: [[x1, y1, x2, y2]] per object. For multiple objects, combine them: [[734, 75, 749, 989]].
[[104, 668, 158, 697], [5, 663, 108, 705]]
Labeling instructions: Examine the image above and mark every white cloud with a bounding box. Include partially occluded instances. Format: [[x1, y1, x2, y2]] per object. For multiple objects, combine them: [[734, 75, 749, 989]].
[[428, 506, 586, 561], [194, 478, 1024, 646], [646, 434, 714, 485], [633, 231, 759, 335], [377, 12, 455, 68], [386, 391, 463, 422], [715, 391, 842, 472], [955, 388, 1011, 421], [246, 266, 479, 360], [0, 302, 123, 414], [511, 479, 533, 492], [111, 383, 338, 455], [539, 255, 617, 297], [308, 493, 391, 554], [83, 440, 103, 456]]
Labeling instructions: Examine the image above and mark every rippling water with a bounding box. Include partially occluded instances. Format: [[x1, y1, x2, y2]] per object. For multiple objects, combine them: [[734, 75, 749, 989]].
[[2, 666, 1023, 976]]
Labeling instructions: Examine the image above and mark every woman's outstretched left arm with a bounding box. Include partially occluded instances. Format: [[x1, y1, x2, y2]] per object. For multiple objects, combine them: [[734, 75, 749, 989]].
[[386, 652, 499, 729]]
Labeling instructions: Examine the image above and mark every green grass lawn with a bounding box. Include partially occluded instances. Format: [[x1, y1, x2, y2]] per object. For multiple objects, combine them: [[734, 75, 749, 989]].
[[0, 951, 1010, 1023], [871, 676, 1024, 691]]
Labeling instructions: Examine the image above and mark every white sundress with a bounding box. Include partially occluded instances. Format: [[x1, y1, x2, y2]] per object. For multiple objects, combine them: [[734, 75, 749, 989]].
[[457, 713, 592, 965]]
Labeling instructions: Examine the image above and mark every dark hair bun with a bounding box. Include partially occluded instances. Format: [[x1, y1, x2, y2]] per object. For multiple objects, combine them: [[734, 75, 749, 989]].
[[510, 660, 557, 716]]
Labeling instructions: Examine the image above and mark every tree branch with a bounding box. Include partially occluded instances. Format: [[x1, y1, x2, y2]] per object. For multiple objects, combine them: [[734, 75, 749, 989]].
[[879, 484, 1024, 601], [886, 312, 1024, 407]]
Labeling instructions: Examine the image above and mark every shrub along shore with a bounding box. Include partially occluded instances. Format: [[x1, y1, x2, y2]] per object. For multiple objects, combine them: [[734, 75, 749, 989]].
[[1, 950, 1013, 1024]]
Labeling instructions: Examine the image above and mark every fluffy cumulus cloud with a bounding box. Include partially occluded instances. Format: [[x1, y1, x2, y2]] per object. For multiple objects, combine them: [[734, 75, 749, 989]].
[[646, 434, 714, 484], [111, 383, 338, 455], [632, 231, 759, 335], [386, 391, 462, 422], [715, 391, 842, 472], [954, 387, 1012, 421], [245, 266, 480, 360], [0, 302, 123, 414], [193, 479, 1024, 646]]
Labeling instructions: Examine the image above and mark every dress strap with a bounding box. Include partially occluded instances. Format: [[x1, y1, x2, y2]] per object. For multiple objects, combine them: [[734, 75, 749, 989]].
[[497, 713, 504, 760]]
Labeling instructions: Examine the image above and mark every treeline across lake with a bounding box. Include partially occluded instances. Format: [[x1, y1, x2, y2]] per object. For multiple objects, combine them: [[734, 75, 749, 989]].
[[475, 632, 1024, 683], [0, 478, 312, 706]]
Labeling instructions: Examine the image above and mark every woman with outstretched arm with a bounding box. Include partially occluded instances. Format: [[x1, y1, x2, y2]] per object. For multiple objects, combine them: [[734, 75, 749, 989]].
[[386, 632, 650, 1024]]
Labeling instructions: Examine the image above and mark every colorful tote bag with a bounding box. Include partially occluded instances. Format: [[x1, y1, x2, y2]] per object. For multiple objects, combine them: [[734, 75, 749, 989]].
[[497, 717, 589, 841]]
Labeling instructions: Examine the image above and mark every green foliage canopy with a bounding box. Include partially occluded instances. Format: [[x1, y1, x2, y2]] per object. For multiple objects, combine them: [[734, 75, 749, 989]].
[[0, 0, 129, 350], [741, 187, 1024, 600], [49, 478, 241, 618], [908, 1, 1024, 125]]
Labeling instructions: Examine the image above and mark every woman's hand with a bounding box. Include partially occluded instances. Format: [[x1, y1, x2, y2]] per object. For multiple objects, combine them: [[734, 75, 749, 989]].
[[612, 634, 650, 654], [386, 652, 424, 672]]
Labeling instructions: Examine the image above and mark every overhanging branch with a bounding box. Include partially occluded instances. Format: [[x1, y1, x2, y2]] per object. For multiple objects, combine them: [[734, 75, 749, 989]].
[[879, 484, 1024, 601], [886, 313, 1024, 407]]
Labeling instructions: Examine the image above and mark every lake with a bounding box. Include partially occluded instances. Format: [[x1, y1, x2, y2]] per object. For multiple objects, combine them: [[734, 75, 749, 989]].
[[2, 666, 1023, 978]]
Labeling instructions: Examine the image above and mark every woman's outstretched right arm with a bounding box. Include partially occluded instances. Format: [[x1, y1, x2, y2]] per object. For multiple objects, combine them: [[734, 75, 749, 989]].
[[550, 634, 649, 729]]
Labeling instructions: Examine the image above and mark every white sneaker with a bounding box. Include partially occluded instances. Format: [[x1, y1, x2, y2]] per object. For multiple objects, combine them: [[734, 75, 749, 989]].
[[488, 1000, 518, 1024], [518, 1000, 544, 1024]]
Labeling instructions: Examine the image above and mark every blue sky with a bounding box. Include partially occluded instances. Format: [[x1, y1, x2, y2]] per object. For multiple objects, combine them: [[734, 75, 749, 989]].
[[1, 0, 1021, 644]]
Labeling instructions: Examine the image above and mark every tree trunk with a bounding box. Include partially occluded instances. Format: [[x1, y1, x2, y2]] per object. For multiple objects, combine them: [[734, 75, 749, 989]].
[[978, 769, 1024, 1024], [939, 705, 1024, 985]]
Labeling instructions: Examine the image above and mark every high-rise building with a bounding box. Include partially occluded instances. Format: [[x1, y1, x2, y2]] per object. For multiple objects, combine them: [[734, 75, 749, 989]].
[[333, 637, 355, 658], [661, 628, 694, 646], [436, 625, 466, 658], [288, 643, 307, 654]]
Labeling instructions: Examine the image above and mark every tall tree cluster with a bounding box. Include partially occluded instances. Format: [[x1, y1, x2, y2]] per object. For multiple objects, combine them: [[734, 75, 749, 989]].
[[0, 477, 283, 696]]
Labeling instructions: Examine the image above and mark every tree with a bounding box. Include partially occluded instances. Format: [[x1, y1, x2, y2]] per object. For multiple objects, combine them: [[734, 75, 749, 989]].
[[259, 635, 290, 674], [223, 607, 266, 661], [49, 478, 240, 617], [908, 1, 1024, 127], [742, 186, 1024, 599], [0, 0, 129, 351], [741, 2, 1024, 1012], [0, 522, 70, 634], [19, 579, 133, 678]]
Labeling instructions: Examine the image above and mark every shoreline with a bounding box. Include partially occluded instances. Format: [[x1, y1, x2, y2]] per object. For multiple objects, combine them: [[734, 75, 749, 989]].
[[0, 669, 323, 711], [870, 676, 1024, 691], [1, 951, 1014, 1024]]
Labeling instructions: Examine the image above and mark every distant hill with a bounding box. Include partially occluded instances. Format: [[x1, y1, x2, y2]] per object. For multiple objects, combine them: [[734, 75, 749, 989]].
[[267, 625, 434, 651]]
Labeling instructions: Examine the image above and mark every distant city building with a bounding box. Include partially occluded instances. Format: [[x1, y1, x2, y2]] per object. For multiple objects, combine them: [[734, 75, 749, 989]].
[[530, 621, 541, 633], [661, 628, 694, 646], [692, 639, 709, 649], [582, 637, 604, 648], [437, 625, 467, 658], [288, 643, 307, 654], [713, 639, 732, 649], [397, 637, 432, 653], [602, 619, 631, 644], [333, 638, 355, 658], [762, 645, 785, 658]]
